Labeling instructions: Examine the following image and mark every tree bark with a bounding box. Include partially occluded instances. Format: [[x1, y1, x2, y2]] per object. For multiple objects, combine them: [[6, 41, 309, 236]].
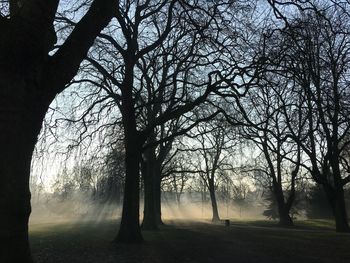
[[332, 160, 350, 232], [115, 59, 143, 242], [142, 146, 164, 229], [208, 181, 220, 222], [0, 89, 47, 262], [115, 132, 143, 242], [141, 149, 159, 230], [323, 185, 350, 232], [0, 0, 117, 260], [334, 193, 350, 232], [273, 184, 293, 227], [276, 203, 294, 227]]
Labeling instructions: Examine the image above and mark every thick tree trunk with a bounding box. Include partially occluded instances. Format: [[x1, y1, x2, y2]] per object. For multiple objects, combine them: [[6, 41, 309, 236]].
[[115, 60, 143, 242], [141, 150, 158, 230], [115, 134, 143, 242], [208, 181, 220, 222], [142, 147, 164, 229], [273, 184, 293, 227], [0, 1, 116, 259], [333, 163, 350, 232], [334, 194, 350, 232], [277, 205, 293, 227], [0, 91, 47, 262], [324, 185, 350, 232]]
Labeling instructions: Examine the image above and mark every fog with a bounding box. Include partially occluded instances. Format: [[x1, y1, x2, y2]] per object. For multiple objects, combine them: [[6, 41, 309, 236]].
[[29, 195, 266, 227], [29, 196, 121, 226]]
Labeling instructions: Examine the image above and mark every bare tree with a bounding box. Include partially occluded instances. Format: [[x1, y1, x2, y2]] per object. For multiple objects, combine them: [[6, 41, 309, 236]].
[[0, 1, 116, 261], [78, 0, 237, 242], [141, 121, 178, 229], [268, 0, 350, 232], [74, 0, 264, 241], [185, 121, 235, 222], [221, 77, 302, 226]]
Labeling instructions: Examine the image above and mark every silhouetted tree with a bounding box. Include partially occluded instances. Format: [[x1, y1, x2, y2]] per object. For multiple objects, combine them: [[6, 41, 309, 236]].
[[185, 121, 235, 222], [268, 0, 350, 232], [221, 74, 303, 226], [83, 0, 252, 240], [0, 1, 116, 261]]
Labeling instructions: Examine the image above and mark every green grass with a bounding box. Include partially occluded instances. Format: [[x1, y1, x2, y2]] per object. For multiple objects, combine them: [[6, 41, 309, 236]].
[[295, 219, 336, 230], [29, 219, 350, 263], [227, 218, 336, 230]]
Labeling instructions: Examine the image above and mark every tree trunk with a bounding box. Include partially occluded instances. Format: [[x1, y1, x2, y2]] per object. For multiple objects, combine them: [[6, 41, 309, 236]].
[[335, 196, 350, 232], [334, 194, 350, 232], [324, 185, 350, 232], [0, 91, 47, 262], [0, 1, 116, 259], [115, 113, 143, 241], [208, 181, 220, 222], [273, 184, 293, 227], [115, 134, 143, 242], [142, 147, 164, 229], [115, 60, 143, 242], [277, 204, 294, 227], [141, 150, 158, 230], [332, 161, 350, 232]]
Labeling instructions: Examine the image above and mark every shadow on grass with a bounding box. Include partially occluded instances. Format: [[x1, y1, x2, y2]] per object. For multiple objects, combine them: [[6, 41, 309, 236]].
[[30, 219, 350, 263]]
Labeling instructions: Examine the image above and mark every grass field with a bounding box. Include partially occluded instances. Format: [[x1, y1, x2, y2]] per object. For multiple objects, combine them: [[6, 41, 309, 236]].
[[29, 218, 350, 263]]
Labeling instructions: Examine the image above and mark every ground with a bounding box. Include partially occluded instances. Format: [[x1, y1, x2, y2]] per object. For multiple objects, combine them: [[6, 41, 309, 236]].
[[29, 219, 350, 263]]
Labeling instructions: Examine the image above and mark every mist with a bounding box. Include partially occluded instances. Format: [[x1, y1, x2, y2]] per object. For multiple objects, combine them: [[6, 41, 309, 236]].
[[29, 191, 267, 227]]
